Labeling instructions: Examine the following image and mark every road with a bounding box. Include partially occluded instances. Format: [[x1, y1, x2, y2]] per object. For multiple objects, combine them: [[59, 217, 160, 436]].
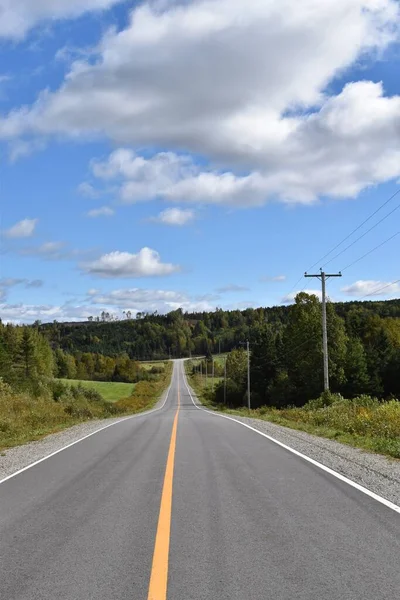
[[0, 360, 399, 600]]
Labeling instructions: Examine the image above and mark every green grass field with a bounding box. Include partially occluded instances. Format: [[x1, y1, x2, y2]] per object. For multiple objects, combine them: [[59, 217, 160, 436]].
[[57, 379, 135, 402], [139, 361, 167, 371]]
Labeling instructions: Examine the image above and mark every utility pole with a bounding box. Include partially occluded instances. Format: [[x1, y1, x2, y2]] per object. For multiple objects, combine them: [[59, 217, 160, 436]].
[[212, 358, 215, 392], [304, 269, 342, 392], [247, 340, 251, 410], [224, 356, 227, 405]]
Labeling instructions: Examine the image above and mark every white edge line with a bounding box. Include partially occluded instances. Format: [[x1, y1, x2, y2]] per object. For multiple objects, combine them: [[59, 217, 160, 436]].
[[180, 362, 400, 515], [0, 367, 175, 486]]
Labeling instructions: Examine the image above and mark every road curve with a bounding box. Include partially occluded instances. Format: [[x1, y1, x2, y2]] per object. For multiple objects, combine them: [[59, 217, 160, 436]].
[[0, 361, 399, 600]]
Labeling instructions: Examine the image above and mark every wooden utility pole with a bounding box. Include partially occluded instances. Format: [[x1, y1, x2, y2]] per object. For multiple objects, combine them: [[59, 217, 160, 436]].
[[304, 269, 342, 392]]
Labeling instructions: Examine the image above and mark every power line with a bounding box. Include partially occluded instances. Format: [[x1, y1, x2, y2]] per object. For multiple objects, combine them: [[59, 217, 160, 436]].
[[359, 279, 400, 300], [322, 201, 400, 268], [306, 187, 400, 271], [285, 274, 305, 296], [341, 231, 399, 272]]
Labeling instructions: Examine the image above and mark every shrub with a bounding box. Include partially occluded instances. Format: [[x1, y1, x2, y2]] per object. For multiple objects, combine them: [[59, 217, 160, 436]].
[[304, 391, 343, 410]]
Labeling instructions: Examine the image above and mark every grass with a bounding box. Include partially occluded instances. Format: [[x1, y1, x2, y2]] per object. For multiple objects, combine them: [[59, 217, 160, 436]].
[[185, 364, 400, 460], [0, 362, 173, 450], [57, 379, 135, 402], [139, 361, 167, 371]]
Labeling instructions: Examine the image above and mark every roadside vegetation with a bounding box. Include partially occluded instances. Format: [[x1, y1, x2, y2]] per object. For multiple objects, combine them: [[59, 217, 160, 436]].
[[0, 321, 172, 450], [186, 362, 400, 459], [182, 292, 400, 458], [56, 379, 135, 402]]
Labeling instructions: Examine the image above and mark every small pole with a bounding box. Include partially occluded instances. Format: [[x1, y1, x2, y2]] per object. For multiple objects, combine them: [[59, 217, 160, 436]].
[[212, 358, 214, 392], [205, 358, 207, 388], [224, 356, 227, 405], [247, 340, 251, 410]]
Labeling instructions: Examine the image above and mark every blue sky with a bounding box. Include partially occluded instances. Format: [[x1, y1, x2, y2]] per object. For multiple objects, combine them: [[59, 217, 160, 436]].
[[1, 0, 399, 323]]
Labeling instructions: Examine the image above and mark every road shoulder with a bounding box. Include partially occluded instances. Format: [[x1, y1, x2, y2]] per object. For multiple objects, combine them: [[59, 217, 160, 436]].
[[185, 376, 400, 506]]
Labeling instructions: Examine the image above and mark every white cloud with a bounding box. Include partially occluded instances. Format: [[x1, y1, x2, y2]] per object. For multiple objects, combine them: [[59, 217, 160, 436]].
[[25, 279, 44, 288], [86, 206, 114, 218], [9, 139, 46, 162], [0, 302, 95, 324], [261, 275, 286, 282], [19, 241, 67, 260], [281, 289, 324, 304], [216, 284, 249, 293], [0, 278, 25, 287], [341, 279, 400, 297], [3, 218, 38, 239], [88, 287, 217, 313], [78, 182, 100, 198], [81, 247, 180, 278], [0, 278, 43, 288], [0, 286, 218, 323], [0, 0, 399, 204], [90, 288, 186, 306], [0, 0, 124, 40], [151, 207, 196, 226]]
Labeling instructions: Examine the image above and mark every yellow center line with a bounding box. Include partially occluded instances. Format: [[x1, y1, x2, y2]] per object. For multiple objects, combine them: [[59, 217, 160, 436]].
[[147, 372, 180, 600]]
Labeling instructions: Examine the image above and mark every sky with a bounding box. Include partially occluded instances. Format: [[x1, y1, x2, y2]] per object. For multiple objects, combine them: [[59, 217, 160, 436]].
[[0, 0, 399, 323]]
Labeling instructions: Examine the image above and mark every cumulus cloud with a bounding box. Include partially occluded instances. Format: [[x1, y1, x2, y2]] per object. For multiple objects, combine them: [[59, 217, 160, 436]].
[[3, 218, 38, 239], [86, 206, 114, 217], [341, 279, 400, 297], [281, 289, 324, 304], [151, 207, 196, 226], [0, 0, 124, 40], [81, 247, 180, 278], [0, 0, 399, 203], [216, 284, 249, 293]]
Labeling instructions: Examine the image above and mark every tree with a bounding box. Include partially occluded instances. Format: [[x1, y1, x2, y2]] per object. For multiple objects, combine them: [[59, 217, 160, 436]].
[[226, 348, 247, 387], [19, 328, 37, 380], [343, 338, 370, 397], [250, 324, 279, 407], [283, 293, 323, 404]]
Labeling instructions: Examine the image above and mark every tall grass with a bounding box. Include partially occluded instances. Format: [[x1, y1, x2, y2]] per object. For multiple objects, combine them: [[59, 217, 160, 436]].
[[0, 362, 172, 450]]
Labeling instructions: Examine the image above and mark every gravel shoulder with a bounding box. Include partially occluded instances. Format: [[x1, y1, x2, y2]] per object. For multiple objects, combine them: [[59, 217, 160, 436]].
[[0, 384, 170, 482], [186, 380, 400, 507]]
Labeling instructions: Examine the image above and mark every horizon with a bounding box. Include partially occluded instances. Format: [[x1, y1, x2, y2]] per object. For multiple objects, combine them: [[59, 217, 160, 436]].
[[1, 1, 400, 324]]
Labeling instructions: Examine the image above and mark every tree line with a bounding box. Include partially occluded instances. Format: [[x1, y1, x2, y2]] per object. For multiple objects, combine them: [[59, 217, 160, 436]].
[[2, 294, 400, 407], [207, 293, 400, 407], [0, 323, 158, 394]]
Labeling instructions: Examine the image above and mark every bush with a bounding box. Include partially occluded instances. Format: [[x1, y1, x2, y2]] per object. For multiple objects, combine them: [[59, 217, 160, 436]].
[[214, 379, 244, 407], [304, 391, 344, 410]]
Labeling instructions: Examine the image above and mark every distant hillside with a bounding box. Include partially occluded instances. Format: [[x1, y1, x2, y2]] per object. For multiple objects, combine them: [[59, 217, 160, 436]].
[[38, 299, 400, 360]]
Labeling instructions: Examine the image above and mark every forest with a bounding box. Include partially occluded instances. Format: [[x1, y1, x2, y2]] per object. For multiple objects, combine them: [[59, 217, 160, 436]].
[[35, 296, 400, 407]]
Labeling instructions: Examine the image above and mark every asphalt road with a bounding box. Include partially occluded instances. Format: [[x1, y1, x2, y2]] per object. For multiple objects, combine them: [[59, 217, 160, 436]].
[[1, 361, 399, 600]]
